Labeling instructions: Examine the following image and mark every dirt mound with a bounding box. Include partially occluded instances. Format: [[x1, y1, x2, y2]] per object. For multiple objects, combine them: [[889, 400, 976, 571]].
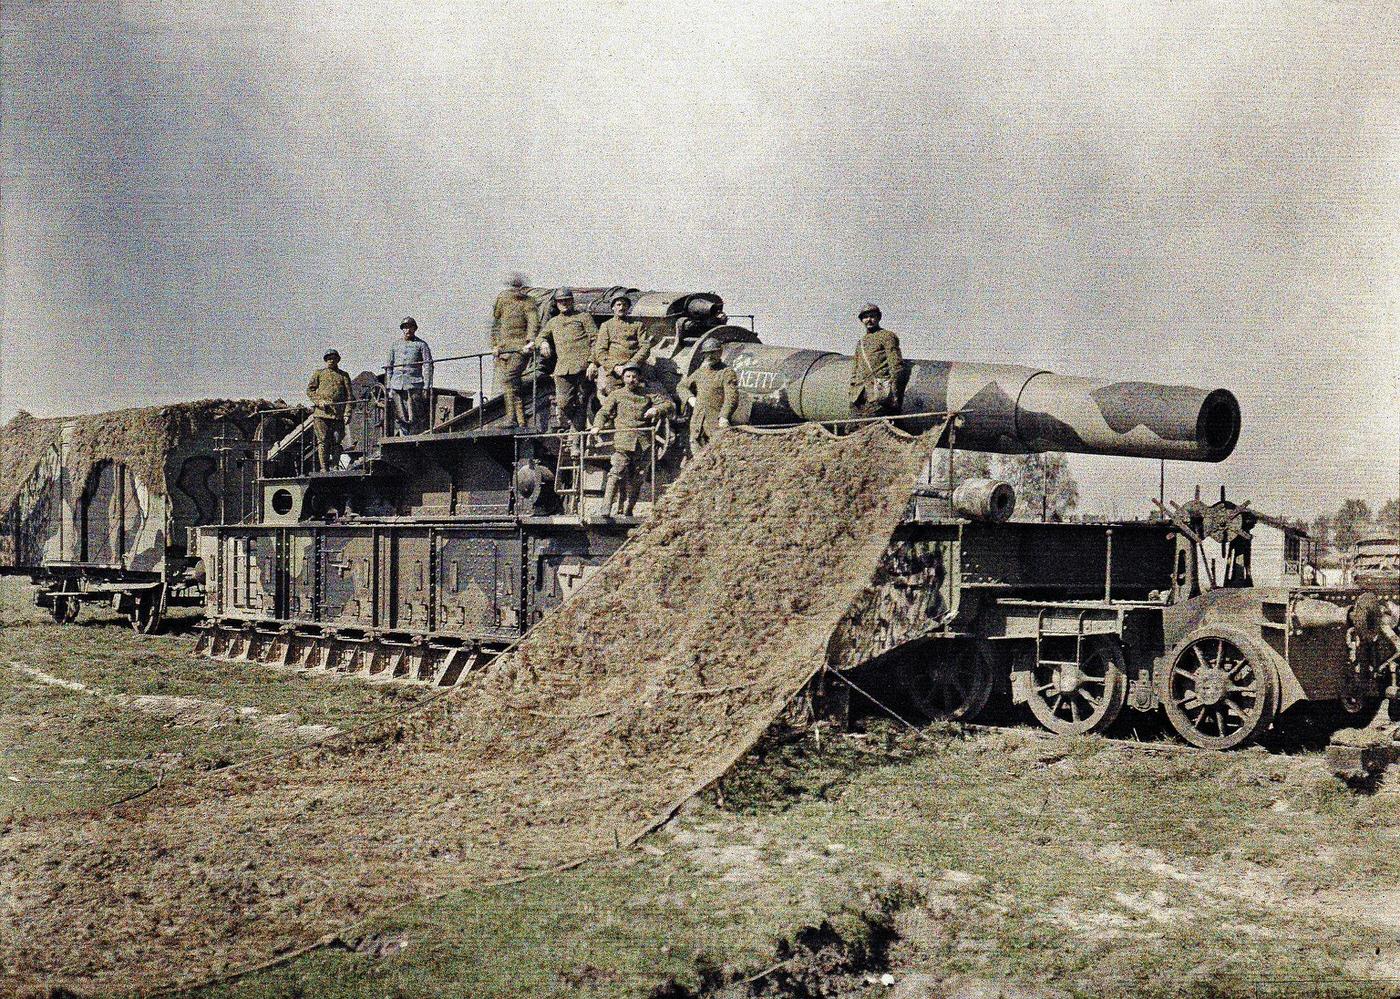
[[0, 399, 270, 513], [0, 421, 938, 997]]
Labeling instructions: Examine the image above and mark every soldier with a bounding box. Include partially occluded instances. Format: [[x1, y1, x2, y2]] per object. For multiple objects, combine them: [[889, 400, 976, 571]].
[[307, 349, 352, 471], [591, 293, 652, 400], [536, 287, 598, 437], [848, 302, 904, 420], [679, 337, 738, 455], [385, 317, 434, 435], [591, 362, 674, 517], [492, 273, 540, 429]]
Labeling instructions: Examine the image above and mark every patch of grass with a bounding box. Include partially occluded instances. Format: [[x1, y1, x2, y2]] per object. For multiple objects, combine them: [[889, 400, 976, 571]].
[[0, 622, 414, 821]]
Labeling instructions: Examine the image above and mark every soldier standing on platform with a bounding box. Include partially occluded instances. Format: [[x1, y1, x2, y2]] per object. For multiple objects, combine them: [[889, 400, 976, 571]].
[[307, 349, 352, 471], [591, 294, 652, 400], [385, 317, 434, 434], [491, 273, 540, 429], [591, 362, 673, 517], [536, 287, 598, 437], [848, 302, 904, 420], [679, 336, 738, 455]]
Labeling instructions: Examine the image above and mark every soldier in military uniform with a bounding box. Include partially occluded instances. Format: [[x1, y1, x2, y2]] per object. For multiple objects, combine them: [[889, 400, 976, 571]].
[[385, 317, 434, 435], [591, 294, 653, 401], [491, 274, 540, 428], [535, 287, 598, 436], [591, 362, 674, 516], [849, 302, 904, 420], [679, 337, 738, 455], [307, 349, 352, 471]]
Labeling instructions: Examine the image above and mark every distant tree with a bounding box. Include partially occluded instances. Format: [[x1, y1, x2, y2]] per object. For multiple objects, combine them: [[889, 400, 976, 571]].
[[995, 452, 1079, 522], [920, 449, 991, 488], [953, 451, 993, 480], [1379, 497, 1400, 535], [1332, 498, 1373, 553], [1310, 515, 1334, 561]]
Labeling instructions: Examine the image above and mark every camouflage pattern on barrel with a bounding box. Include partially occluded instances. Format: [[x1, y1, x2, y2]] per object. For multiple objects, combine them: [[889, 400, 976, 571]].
[[713, 343, 1239, 462]]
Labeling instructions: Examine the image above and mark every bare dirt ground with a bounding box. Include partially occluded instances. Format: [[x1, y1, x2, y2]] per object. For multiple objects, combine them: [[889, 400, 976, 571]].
[[0, 422, 934, 997]]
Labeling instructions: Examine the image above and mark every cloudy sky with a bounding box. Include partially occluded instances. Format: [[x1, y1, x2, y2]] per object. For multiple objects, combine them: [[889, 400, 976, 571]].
[[2, 0, 1395, 518]]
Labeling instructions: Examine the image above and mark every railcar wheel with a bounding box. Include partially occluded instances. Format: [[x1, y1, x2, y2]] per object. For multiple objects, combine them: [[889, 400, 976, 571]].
[[1159, 626, 1278, 750], [897, 639, 995, 723], [1026, 637, 1128, 736], [49, 596, 79, 624], [129, 592, 164, 634]]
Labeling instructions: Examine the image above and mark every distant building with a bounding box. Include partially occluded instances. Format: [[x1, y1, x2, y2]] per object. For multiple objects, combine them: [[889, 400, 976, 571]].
[[1249, 511, 1318, 587]]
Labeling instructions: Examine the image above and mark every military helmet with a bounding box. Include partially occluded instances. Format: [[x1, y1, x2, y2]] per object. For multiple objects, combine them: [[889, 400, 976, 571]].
[[324, 349, 341, 361], [399, 316, 418, 331], [556, 287, 574, 300], [697, 337, 723, 355], [611, 293, 631, 308], [858, 302, 882, 320], [621, 361, 643, 374]]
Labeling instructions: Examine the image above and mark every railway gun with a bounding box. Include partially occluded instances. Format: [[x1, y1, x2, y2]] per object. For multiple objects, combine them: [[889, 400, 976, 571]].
[[3, 283, 1393, 749], [183, 284, 1395, 750]]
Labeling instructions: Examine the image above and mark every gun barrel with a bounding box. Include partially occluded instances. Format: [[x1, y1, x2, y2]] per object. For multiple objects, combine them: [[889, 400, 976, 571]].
[[723, 344, 1240, 463]]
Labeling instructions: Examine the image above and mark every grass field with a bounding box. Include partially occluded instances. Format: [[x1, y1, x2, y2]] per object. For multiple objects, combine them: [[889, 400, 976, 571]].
[[4, 587, 1400, 998]]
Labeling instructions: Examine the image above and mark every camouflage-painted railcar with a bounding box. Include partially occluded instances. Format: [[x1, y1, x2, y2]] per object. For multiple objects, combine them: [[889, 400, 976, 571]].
[[0, 401, 264, 630]]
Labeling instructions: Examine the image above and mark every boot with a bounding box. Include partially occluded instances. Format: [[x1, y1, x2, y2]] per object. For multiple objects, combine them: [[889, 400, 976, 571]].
[[514, 397, 528, 428], [601, 474, 620, 517], [623, 475, 642, 517]]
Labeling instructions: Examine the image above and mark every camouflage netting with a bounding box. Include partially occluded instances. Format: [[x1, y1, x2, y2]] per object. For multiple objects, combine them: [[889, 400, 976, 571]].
[[0, 421, 938, 997], [0, 400, 271, 514]]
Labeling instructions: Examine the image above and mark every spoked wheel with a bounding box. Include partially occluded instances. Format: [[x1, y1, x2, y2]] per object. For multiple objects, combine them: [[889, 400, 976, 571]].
[[1026, 637, 1128, 736], [48, 596, 80, 624], [1159, 626, 1279, 750], [128, 590, 165, 634], [896, 638, 995, 723]]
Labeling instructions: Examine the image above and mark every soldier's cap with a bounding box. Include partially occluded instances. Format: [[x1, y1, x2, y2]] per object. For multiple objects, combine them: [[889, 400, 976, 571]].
[[556, 287, 574, 300], [399, 316, 418, 330], [858, 303, 882, 319], [324, 350, 341, 361], [611, 293, 631, 307], [621, 361, 643, 374]]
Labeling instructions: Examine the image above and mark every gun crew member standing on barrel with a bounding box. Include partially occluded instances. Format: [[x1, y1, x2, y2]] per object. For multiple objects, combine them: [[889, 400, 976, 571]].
[[849, 302, 904, 420], [492, 273, 540, 429], [591, 293, 653, 400], [307, 349, 352, 471], [680, 337, 737, 455], [592, 362, 673, 517], [535, 287, 598, 438], [385, 317, 434, 435]]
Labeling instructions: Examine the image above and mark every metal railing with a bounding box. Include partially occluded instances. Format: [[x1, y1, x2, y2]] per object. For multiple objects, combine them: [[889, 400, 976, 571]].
[[511, 424, 667, 518], [253, 351, 556, 479]]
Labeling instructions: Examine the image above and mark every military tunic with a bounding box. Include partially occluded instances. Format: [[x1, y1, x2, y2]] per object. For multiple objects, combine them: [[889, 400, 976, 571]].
[[307, 367, 352, 419], [849, 326, 904, 417], [540, 309, 600, 431], [680, 363, 739, 449], [592, 384, 673, 452], [593, 318, 653, 396]]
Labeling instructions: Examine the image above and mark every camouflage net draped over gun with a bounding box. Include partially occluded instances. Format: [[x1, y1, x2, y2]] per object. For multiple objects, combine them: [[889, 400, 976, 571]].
[[0, 420, 941, 997]]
